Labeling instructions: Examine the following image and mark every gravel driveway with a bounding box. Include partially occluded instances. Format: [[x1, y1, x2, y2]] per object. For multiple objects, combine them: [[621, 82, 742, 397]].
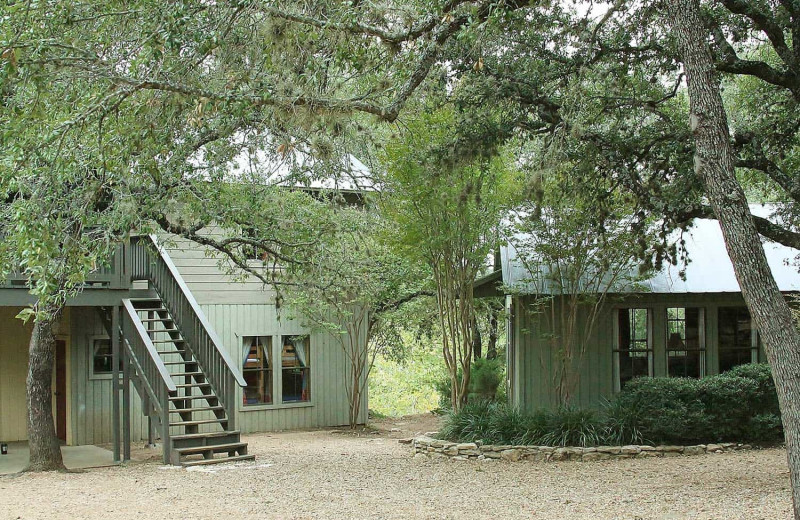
[[0, 415, 791, 520]]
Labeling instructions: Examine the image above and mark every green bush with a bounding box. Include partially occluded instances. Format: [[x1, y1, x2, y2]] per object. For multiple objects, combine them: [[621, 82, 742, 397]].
[[440, 364, 782, 446], [435, 357, 505, 408], [539, 407, 606, 447]]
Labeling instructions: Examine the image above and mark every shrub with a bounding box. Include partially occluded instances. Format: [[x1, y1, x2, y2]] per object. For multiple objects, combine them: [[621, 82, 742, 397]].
[[610, 377, 707, 443], [440, 364, 782, 446], [602, 397, 646, 446], [609, 364, 782, 444], [539, 407, 606, 447], [439, 400, 495, 443], [470, 357, 503, 401], [435, 357, 505, 408]]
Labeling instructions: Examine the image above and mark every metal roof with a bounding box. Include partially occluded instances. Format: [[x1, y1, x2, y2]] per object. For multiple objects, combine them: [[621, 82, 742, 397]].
[[500, 205, 800, 295]]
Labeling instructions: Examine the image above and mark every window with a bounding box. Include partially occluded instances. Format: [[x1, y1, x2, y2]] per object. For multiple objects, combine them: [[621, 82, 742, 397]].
[[90, 336, 121, 378], [614, 308, 652, 389], [718, 307, 758, 373], [281, 335, 310, 403], [666, 307, 704, 378], [242, 336, 273, 405]]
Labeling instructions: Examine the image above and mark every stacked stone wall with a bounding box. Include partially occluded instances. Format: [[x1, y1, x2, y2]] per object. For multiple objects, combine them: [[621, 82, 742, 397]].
[[410, 436, 752, 462]]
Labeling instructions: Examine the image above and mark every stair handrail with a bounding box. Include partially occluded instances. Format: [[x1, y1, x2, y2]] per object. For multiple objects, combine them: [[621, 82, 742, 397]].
[[121, 299, 178, 396], [129, 234, 246, 429], [120, 299, 176, 462]]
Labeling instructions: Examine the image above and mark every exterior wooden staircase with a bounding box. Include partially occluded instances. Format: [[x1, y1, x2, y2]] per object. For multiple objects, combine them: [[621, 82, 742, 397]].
[[101, 235, 251, 466], [129, 298, 253, 466]]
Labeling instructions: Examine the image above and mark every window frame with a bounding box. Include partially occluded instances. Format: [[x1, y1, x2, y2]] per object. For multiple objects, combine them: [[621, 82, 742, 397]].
[[280, 335, 311, 404], [241, 336, 274, 407], [88, 334, 119, 380], [717, 306, 759, 373], [238, 333, 314, 411], [665, 307, 706, 378], [613, 308, 653, 392]]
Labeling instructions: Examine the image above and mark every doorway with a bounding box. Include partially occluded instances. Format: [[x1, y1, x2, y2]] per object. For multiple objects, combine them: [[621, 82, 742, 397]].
[[54, 339, 67, 442]]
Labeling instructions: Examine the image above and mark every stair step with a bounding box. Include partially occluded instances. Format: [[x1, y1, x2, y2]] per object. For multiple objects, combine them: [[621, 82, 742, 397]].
[[174, 442, 247, 455], [152, 339, 186, 344], [153, 328, 180, 333], [181, 454, 255, 467], [171, 372, 204, 377], [170, 418, 227, 427], [140, 318, 174, 323], [175, 382, 211, 388], [164, 361, 197, 366], [157, 350, 188, 354], [171, 406, 224, 414], [136, 308, 167, 313], [171, 430, 240, 442], [169, 395, 219, 402]]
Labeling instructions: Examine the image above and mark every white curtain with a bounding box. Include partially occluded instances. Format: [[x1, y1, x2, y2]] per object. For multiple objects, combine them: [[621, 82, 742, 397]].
[[292, 337, 308, 367]]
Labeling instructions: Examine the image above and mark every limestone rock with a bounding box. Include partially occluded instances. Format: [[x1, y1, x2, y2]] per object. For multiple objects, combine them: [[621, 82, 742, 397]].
[[501, 449, 522, 462], [582, 452, 612, 461]]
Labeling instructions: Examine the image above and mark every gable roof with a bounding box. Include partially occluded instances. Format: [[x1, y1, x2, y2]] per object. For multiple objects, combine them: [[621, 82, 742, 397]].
[[493, 204, 800, 295]]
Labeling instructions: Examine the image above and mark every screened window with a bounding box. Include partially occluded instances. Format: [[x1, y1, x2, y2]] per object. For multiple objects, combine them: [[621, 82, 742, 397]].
[[718, 307, 758, 373], [281, 336, 310, 403], [667, 307, 704, 378], [242, 336, 273, 405], [615, 308, 652, 389]]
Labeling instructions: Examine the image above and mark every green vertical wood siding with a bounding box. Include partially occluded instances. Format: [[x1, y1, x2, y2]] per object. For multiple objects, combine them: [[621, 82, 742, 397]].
[[512, 293, 766, 412]]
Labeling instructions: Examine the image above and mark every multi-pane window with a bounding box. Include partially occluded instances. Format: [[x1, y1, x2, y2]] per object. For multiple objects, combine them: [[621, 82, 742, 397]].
[[91, 336, 121, 378], [666, 307, 704, 378], [718, 307, 758, 373], [242, 336, 273, 405], [281, 336, 310, 403], [614, 308, 652, 389]]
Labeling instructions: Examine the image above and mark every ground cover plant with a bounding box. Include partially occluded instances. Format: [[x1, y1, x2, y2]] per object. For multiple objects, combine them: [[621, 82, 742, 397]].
[[440, 364, 783, 447]]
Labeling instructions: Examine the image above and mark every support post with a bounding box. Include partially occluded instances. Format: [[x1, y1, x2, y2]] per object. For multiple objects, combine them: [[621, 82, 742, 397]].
[[111, 306, 121, 463], [161, 394, 171, 465], [122, 324, 131, 461]]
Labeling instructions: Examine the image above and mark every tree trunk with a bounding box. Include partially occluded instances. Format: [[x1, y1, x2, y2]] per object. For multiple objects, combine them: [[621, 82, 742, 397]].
[[472, 316, 482, 359], [487, 308, 498, 360], [665, 1, 800, 516], [25, 303, 65, 472]]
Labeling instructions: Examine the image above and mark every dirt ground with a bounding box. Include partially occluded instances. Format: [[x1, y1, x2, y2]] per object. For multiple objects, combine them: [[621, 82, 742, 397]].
[[0, 414, 792, 520]]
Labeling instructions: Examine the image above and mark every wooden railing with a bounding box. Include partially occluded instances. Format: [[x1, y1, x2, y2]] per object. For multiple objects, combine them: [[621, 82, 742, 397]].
[[129, 235, 246, 430], [120, 299, 176, 462], [1, 243, 130, 289]]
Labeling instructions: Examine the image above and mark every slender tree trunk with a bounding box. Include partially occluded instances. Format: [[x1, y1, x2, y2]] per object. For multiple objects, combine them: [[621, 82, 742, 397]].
[[25, 302, 65, 472], [472, 316, 482, 359], [665, 1, 800, 516], [487, 307, 498, 360]]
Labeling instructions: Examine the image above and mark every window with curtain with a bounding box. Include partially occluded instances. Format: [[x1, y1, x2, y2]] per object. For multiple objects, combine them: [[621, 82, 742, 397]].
[[667, 307, 704, 378], [242, 336, 272, 405], [281, 335, 310, 403], [614, 308, 652, 389], [718, 307, 758, 373]]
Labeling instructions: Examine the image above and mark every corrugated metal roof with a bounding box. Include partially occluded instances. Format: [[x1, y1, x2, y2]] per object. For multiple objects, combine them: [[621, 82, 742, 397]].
[[501, 205, 800, 295]]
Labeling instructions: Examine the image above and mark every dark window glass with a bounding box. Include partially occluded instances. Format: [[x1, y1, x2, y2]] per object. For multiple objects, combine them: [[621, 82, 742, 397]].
[[615, 309, 651, 388], [667, 307, 704, 378], [92, 338, 121, 375], [718, 307, 756, 373]]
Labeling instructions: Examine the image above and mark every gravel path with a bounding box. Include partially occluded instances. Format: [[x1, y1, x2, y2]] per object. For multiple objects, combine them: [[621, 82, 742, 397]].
[[0, 415, 792, 520]]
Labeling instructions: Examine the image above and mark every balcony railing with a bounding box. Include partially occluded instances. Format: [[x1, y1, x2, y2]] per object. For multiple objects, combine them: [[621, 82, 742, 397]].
[[1, 243, 131, 289]]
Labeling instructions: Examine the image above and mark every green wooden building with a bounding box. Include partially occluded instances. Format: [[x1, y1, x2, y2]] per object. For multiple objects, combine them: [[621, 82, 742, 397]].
[[0, 233, 367, 466], [476, 211, 798, 412]]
